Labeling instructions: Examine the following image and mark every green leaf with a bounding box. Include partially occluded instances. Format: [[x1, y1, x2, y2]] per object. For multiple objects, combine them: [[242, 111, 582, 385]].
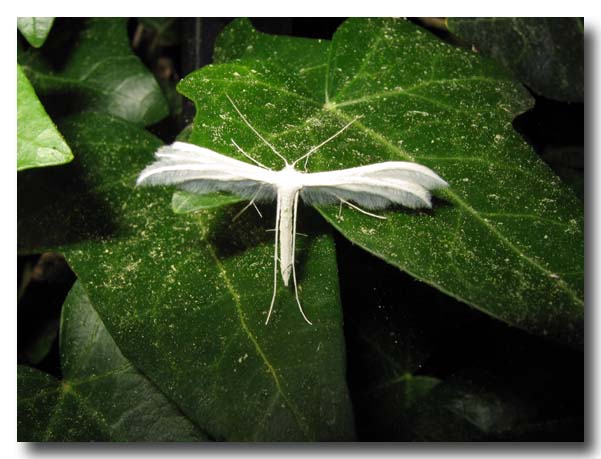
[[172, 191, 244, 214], [18, 112, 354, 441], [17, 65, 73, 171], [18, 366, 99, 441], [178, 18, 583, 347], [18, 281, 208, 441], [17, 17, 55, 48], [447, 18, 584, 102], [18, 18, 168, 126]]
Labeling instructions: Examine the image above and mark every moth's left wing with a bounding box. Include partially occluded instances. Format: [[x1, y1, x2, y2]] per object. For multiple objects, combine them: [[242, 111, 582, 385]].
[[300, 161, 448, 210], [136, 141, 279, 202]]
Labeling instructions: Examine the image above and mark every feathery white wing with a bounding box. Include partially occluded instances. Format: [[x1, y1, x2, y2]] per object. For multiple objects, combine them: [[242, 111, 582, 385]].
[[299, 161, 448, 210], [136, 141, 279, 202]]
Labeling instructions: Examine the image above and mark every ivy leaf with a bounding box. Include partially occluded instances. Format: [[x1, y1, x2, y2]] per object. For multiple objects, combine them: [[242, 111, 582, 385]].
[[447, 18, 584, 102], [18, 281, 208, 441], [172, 191, 244, 214], [18, 18, 168, 126], [17, 65, 73, 171], [179, 18, 583, 347], [17, 17, 55, 48], [18, 112, 354, 441]]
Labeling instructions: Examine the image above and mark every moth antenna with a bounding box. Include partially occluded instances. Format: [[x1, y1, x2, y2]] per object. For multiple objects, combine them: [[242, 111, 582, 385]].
[[293, 115, 363, 169], [225, 94, 289, 166], [266, 194, 281, 325], [338, 197, 387, 220], [230, 139, 269, 169], [291, 191, 313, 325]]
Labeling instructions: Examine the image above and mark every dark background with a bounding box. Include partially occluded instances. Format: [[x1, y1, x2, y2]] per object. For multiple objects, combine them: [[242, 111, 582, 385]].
[[18, 18, 585, 441]]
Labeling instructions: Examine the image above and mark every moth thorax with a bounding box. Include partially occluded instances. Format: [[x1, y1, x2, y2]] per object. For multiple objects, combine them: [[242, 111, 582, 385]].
[[275, 165, 305, 191]]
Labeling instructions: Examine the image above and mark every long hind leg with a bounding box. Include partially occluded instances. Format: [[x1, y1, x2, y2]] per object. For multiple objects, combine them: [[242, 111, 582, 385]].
[[290, 191, 313, 325], [265, 195, 281, 325], [337, 196, 387, 220]]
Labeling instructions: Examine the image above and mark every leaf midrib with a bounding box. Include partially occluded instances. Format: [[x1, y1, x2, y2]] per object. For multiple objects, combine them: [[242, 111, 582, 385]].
[[20, 58, 155, 109], [199, 221, 314, 441]]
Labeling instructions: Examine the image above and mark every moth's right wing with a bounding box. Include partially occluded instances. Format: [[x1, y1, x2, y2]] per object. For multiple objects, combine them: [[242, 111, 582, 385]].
[[136, 141, 279, 202], [300, 161, 448, 210]]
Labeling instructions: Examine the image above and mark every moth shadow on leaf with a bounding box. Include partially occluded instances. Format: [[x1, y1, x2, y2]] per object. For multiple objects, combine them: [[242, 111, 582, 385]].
[[203, 200, 329, 284], [421, 194, 453, 215]]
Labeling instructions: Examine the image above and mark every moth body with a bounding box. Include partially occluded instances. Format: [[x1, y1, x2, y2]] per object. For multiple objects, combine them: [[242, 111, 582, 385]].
[[272, 165, 303, 286], [276, 186, 298, 287]]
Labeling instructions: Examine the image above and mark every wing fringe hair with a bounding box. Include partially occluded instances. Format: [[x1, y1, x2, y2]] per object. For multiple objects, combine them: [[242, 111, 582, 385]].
[[137, 142, 278, 202]]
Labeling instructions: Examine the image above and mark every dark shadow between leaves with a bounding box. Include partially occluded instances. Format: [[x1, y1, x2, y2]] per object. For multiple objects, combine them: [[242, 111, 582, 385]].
[[337, 230, 585, 441], [36, 88, 99, 122], [18, 159, 118, 253], [18, 18, 86, 73]]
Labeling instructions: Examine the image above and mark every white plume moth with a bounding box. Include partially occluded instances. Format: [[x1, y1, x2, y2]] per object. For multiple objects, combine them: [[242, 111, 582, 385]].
[[137, 95, 448, 325]]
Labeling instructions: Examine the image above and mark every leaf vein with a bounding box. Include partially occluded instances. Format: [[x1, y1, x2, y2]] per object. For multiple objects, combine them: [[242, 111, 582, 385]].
[[201, 238, 313, 440]]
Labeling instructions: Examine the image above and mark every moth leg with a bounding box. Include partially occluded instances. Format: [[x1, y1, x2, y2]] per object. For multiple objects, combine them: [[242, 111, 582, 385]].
[[266, 229, 307, 237], [251, 201, 263, 218], [265, 194, 281, 325], [291, 190, 313, 325], [232, 200, 255, 221], [232, 187, 263, 221], [338, 197, 387, 220]]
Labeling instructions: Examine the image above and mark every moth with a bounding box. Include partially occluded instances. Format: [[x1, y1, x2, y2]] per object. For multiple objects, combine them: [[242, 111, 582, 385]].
[[137, 95, 448, 325]]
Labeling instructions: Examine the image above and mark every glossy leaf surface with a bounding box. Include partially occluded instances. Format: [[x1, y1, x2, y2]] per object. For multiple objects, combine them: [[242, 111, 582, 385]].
[[18, 18, 168, 126], [17, 65, 73, 171], [17, 17, 55, 48]]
